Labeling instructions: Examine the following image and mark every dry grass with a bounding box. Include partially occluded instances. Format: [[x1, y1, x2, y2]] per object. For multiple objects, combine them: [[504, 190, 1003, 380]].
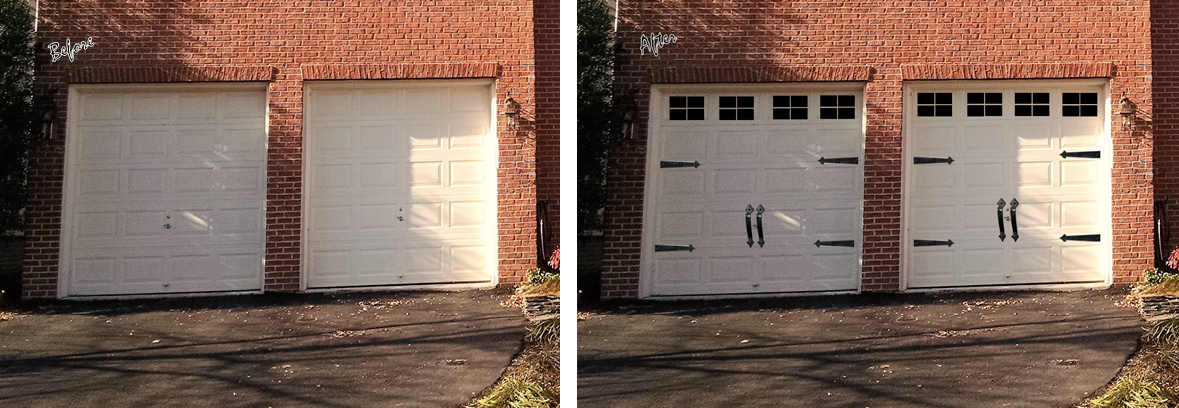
[[522, 276, 559, 298], [1138, 277, 1179, 297], [470, 273, 560, 408]]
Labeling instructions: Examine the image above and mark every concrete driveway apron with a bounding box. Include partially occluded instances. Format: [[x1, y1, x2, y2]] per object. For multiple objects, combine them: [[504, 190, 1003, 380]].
[[578, 290, 1141, 408], [0, 290, 524, 408]]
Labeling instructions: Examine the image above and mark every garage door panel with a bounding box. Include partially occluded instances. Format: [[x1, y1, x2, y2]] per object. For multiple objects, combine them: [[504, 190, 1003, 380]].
[[306, 81, 495, 288], [660, 170, 706, 197], [713, 130, 760, 159], [1015, 161, 1054, 188], [1060, 161, 1099, 186], [708, 256, 757, 283], [963, 125, 1009, 151], [713, 169, 757, 195], [1015, 125, 1055, 149], [1060, 200, 1101, 228], [1060, 123, 1102, 147], [911, 124, 958, 152]]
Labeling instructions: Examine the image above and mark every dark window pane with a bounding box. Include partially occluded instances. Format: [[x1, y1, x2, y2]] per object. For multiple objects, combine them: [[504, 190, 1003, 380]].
[[936, 105, 952, 117], [1033, 105, 1049, 116], [688, 97, 704, 107], [687, 109, 704, 120], [670, 97, 686, 108], [773, 109, 789, 120], [820, 108, 837, 119], [670, 110, 686, 120], [967, 105, 984, 117], [719, 110, 735, 120], [918, 106, 934, 117], [792, 96, 807, 106], [1063, 93, 1079, 105], [918, 93, 935, 104], [737, 109, 754, 120], [820, 95, 836, 107], [936, 93, 952, 104], [1081, 105, 1097, 117], [1015, 93, 1031, 104], [1081, 93, 1097, 104], [793, 108, 807, 119], [967, 93, 984, 104], [720, 97, 735, 108], [737, 96, 754, 108], [1063, 105, 1079, 117], [838, 108, 854, 119], [838, 95, 854, 106], [1033, 93, 1049, 104], [773, 96, 789, 107], [985, 93, 1001, 104], [985, 105, 1002, 116], [1015, 105, 1031, 116]]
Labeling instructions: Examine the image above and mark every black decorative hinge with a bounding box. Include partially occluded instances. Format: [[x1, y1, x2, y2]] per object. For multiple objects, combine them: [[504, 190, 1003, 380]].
[[818, 157, 859, 165], [914, 157, 954, 165], [1060, 151, 1100, 159], [914, 239, 955, 247], [660, 160, 701, 168], [814, 240, 855, 248], [655, 244, 696, 252], [1060, 234, 1101, 242]]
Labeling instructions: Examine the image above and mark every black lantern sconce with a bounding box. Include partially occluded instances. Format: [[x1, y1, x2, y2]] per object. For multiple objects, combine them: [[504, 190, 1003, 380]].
[[1119, 95, 1137, 132], [503, 97, 521, 131], [40, 102, 57, 139], [619, 91, 637, 140]]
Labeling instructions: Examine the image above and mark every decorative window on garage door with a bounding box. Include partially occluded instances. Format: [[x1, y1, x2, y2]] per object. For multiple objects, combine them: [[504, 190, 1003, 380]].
[[719, 96, 754, 120], [669, 96, 705, 120]]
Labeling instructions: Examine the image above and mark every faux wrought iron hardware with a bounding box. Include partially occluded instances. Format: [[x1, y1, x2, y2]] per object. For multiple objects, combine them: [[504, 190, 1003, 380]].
[[1060, 151, 1100, 159], [1060, 234, 1101, 242], [745, 205, 754, 248], [1009, 198, 1020, 242], [660, 160, 701, 168], [655, 244, 696, 252], [914, 156, 954, 165], [996, 198, 1006, 242], [914, 239, 955, 247], [814, 240, 855, 247], [818, 157, 859, 165], [755, 205, 765, 247]]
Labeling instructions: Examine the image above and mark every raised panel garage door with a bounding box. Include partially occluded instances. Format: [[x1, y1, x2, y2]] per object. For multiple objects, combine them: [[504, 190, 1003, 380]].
[[64, 84, 268, 296], [305, 80, 497, 288], [905, 81, 1111, 289], [642, 84, 863, 297]]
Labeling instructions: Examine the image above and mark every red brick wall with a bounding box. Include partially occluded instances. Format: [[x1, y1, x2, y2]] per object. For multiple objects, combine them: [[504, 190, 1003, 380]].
[[1153, 4, 1179, 266], [603, 1, 1154, 298], [25, 0, 543, 298], [534, 0, 561, 262]]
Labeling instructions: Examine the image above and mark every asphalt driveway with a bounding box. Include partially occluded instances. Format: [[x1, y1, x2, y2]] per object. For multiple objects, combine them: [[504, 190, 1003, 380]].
[[0, 290, 525, 408], [578, 289, 1142, 408]]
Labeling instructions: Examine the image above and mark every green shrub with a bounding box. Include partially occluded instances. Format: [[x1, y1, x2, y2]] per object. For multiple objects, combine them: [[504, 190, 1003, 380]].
[[1143, 268, 1179, 286], [526, 268, 559, 286]]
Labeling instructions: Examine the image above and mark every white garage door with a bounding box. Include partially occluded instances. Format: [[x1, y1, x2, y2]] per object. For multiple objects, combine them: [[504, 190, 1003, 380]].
[[642, 84, 863, 297], [905, 81, 1111, 289], [64, 84, 268, 296], [304, 80, 497, 288]]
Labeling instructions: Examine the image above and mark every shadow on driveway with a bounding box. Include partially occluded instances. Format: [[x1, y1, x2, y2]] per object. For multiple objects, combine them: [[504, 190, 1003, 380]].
[[578, 289, 1142, 408], [0, 290, 525, 408]]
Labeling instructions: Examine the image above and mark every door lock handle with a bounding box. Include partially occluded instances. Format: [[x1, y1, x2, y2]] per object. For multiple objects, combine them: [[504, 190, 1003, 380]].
[[996, 198, 1006, 241], [755, 205, 765, 248], [1009, 198, 1020, 242], [745, 205, 754, 248]]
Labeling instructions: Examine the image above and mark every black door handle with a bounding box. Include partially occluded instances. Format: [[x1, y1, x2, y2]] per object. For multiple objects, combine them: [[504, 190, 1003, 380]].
[[745, 205, 754, 248], [756, 205, 765, 247], [996, 198, 1006, 241], [1009, 198, 1020, 242]]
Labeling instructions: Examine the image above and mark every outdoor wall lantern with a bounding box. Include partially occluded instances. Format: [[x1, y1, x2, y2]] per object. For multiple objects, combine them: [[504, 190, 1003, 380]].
[[1119, 95, 1138, 132], [40, 102, 56, 139], [503, 97, 521, 131]]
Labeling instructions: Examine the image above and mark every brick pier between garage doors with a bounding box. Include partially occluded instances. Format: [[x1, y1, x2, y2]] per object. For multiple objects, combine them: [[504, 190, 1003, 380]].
[[23, 0, 560, 299], [602, 1, 1156, 299]]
